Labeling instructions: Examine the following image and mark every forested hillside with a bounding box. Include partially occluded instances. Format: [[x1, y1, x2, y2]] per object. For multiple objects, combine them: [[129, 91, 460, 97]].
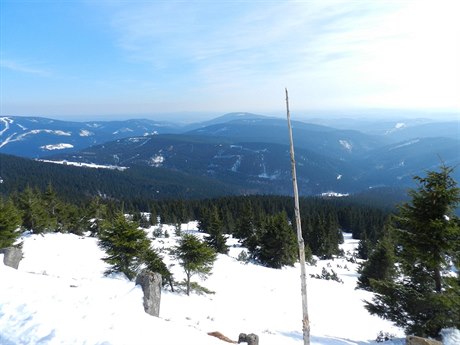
[[0, 153, 237, 202]]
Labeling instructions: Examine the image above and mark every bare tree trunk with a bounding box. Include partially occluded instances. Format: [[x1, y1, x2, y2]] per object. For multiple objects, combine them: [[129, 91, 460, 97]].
[[285, 88, 310, 345], [186, 271, 191, 296]]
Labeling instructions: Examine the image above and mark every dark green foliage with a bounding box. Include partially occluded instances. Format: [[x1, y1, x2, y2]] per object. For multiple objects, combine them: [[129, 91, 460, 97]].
[[98, 213, 151, 280], [0, 153, 237, 204], [0, 198, 22, 248], [302, 212, 343, 259], [233, 202, 255, 240], [357, 232, 395, 290], [16, 186, 53, 233], [202, 207, 228, 254], [357, 231, 371, 260], [2, 177, 393, 271], [310, 267, 343, 284], [365, 166, 460, 337], [254, 212, 298, 268], [143, 248, 174, 291], [174, 234, 217, 295], [85, 197, 108, 236]]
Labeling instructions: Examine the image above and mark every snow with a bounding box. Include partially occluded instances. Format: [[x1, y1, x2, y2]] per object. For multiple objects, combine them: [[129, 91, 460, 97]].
[[320, 192, 349, 197], [0, 223, 427, 345], [113, 128, 133, 135], [149, 154, 165, 167], [37, 159, 129, 171], [40, 143, 74, 150], [339, 140, 352, 152], [0, 129, 72, 148], [385, 123, 407, 135], [231, 155, 242, 172], [0, 116, 13, 136], [79, 129, 94, 137], [389, 139, 420, 151]]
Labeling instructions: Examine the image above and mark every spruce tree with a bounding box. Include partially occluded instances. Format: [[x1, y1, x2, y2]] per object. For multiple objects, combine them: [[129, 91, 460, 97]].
[[256, 212, 298, 268], [234, 203, 255, 240], [357, 231, 395, 291], [204, 207, 228, 254], [98, 213, 151, 280], [174, 234, 216, 295], [18, 186, 52, 233], [0, 198, 22, 248], [43, 183, 59, 230], [365, 166, 460, 337], [357, 231, 371, 260], [143, 248, 174, 291]]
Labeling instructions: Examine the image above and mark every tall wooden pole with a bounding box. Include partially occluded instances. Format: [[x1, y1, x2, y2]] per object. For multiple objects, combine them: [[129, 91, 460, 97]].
[[285, 88, 310, 345]]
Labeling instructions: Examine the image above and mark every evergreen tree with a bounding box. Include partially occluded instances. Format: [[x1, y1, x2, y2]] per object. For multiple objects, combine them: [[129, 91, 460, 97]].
[[17, 186, 51, 233], [98, 213, 151, 280], [357, 231, 371, 260], [43, 183, 59, 230], [0, 198, 22, 248], [234, 203, 255, 240], [85, 196, 108, 236], [204, 207, 228, 254], [174, 234, 216, 295], [255, 212, 298, 268], [365, 166, 460, 337], [143, 248, 174, 291], [357, 231, 395, 290]]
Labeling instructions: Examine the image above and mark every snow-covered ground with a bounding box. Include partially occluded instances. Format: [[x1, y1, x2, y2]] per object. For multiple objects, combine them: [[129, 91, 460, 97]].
[[1, 222, 452, 345]]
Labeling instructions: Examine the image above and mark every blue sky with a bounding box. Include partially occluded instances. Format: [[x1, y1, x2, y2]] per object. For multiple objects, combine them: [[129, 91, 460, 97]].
[[1, 0, 459, 120]]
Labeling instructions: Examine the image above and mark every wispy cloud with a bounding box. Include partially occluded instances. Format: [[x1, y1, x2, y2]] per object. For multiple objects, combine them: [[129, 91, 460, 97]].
[[0, 59, 51, 77], [4, 0, 458, 116]]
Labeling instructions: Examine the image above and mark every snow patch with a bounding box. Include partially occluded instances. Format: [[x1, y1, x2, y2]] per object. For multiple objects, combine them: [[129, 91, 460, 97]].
[[79, 129, 94, 137], [0, 133, 18, 148], [149, 155, 164, 167], [442, 328, 460, 345], [40, 143, 74, 150], [143, 131, 158, 136], [385, 122, 407, 135], [86, 123, 102, 128], [321, 191, 349, 197], [389, 139, 420, 151], [0, 117, 13, 136], [37, 159, 128, 171], [231, 155, 242, 172], [113, 127, 133, 135], [339, 140, 352, 152]]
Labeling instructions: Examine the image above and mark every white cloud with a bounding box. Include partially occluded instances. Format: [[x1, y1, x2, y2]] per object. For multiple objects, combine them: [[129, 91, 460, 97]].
[[0, 59, 50, 76]]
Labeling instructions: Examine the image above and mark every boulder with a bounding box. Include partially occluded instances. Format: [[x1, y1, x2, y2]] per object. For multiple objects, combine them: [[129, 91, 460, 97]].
[[238, 333, 259, 345], [0, 247, 23, 269], [406, 335, 442, 345], [135, 269, 162, 317]]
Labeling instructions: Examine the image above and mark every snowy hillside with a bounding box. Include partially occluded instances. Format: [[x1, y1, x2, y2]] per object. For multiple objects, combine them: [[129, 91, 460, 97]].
[[1, 223, 410, 345]]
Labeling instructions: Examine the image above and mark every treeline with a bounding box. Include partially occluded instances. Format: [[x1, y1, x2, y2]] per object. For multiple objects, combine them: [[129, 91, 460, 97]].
[[1, 185, 389, 263]]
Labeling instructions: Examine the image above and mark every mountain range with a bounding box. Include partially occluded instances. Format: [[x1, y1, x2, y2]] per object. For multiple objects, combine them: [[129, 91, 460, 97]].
[[0, 113, 458, 200]]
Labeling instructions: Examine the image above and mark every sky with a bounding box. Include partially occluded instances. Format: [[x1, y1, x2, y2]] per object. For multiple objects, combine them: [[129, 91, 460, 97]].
[[1, 0, 460, 121]]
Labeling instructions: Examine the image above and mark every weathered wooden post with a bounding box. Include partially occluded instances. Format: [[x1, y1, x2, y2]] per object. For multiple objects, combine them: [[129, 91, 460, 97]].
[[285, 88, 310, 345]]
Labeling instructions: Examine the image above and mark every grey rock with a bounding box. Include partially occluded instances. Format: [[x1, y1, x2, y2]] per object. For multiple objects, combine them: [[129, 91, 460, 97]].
[[0, 247, 23, 269], [238, 333, 259, 345], [135, 269, 162, 317]]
